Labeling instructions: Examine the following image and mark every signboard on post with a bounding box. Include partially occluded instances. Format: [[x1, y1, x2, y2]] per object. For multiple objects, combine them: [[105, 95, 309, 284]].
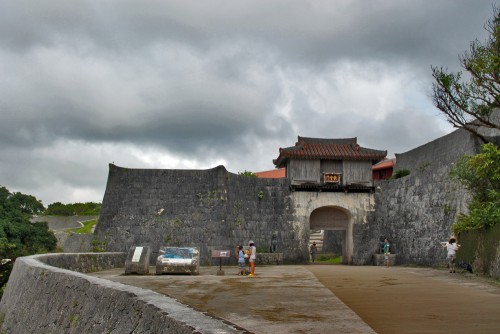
[[211, 250, 230, 258], [211, 250, 230, 275]]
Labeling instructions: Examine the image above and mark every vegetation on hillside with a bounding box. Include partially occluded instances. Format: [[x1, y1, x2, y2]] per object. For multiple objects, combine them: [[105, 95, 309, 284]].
[[0, 186, 57, 297], [432, 6, 500, 142], [67, 219, 98, 234], [450, 143, 500, 233], [44, 202, 101, 216]]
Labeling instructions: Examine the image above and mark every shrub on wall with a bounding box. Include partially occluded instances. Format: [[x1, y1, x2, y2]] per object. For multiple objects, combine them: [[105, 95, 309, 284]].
[[391, 169, 410, 179], [450, 143, 500, 233]]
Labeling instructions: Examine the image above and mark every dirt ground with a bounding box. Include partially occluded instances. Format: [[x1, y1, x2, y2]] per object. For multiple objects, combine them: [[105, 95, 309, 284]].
[[90, 265, 500, 334], [307, 265, 500, 334]]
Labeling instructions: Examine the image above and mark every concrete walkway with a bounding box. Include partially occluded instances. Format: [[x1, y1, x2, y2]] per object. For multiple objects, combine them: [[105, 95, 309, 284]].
[[90, 265, 500, 334]]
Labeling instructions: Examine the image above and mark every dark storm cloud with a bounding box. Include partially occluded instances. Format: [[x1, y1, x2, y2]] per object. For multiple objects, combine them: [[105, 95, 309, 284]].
[[2, 1, 491, 64], [0, 0, 496, 204]]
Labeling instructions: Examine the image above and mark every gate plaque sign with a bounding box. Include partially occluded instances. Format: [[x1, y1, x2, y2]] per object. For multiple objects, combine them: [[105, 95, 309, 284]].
[[324, 173, 341, 183]]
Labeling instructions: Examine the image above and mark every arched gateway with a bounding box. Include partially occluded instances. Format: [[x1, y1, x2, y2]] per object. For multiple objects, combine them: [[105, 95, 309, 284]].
[[310, 206, 352, 264], [273, 136, 386, 264]]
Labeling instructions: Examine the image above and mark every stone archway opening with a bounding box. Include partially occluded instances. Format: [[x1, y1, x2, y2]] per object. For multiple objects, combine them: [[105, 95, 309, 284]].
[[309, 206, 352, 264]]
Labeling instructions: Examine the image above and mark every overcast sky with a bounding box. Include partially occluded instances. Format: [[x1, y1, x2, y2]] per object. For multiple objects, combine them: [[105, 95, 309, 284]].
[[0, 0, 495, 205]]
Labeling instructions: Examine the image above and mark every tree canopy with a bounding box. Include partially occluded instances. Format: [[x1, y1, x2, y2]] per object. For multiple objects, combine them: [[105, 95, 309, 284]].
[[432, 6, 500, 142], [238, 170, 257, 177], [0, 186, 57, 296], [44, 201, 101, 216], [450, 143, 500, 233]]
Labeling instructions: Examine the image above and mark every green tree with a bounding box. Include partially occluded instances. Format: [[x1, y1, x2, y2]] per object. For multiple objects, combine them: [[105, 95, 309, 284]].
[[432, 6, 500, 142], [238, 170, 257, 177], [0, 186, 57, 297], [450, 143, 500, 233], [45, 201, 101, 216]]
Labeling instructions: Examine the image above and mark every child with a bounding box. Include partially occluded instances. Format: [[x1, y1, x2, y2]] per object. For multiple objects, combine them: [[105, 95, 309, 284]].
[[383, 239, 390, 268], [237, 246, 246, 275]]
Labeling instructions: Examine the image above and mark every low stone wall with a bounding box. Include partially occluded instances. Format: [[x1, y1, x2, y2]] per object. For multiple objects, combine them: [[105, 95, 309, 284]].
[[54, 232, 94, 253], [257, 253, 283, 265], [39, 252, 126, 272], [373, 254, 397, 266], [0, 253, 248, 334]]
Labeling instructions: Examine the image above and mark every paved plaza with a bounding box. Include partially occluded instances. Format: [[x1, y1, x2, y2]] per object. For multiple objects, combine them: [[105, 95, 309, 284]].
[[90, 265, 500, 334]]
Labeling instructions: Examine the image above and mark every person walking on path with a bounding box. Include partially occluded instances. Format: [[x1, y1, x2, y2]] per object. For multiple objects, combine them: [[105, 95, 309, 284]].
[[310, 242, 318, 263], [442, 237, 460, 273], [383, 239, 391, 268], [248, 240, 256, 276]]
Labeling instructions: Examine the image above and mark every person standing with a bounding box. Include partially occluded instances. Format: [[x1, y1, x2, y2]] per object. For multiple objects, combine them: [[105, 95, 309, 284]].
[[248, 240, 256, 276], [237, 245, 246, 275], [310, 242, 318, 263], [383, 239, 391, 268], [443, 237, 460, 273]]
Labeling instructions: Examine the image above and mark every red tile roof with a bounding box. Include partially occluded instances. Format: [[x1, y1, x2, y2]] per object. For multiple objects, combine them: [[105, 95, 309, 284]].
[[372, 158, 396, 171], [273, 136, 387, 167], [255, 168, 286, 179]]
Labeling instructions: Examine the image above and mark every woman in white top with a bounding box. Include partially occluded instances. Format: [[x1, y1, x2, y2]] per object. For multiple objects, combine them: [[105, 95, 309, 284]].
[[248, 240, 256, 276], [443, 237, 460, 273]]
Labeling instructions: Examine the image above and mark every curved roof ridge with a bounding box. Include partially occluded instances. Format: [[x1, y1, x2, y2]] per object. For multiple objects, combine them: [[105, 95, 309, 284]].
[[273, 136, 386, 167], [297, 136, 357, 145]]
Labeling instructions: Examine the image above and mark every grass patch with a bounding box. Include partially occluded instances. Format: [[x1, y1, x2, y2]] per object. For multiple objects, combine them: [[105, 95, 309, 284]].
[[67, 219, 97, 234], [316, 254, 342, 264]]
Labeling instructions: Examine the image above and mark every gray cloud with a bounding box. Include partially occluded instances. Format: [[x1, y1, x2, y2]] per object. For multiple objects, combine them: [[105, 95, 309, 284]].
[[0, 0, 495, 204]]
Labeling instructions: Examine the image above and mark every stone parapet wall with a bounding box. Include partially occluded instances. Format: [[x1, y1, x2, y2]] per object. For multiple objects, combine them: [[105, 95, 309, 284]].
[[0, 253, 247, 334], [39, 252, 126, 273]]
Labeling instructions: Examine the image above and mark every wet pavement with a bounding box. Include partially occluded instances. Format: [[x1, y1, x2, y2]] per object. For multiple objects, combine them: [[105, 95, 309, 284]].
[[89, 265, 500, 334]]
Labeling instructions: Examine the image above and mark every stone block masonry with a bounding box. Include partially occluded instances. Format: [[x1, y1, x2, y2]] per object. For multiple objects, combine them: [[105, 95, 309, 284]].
[[94, 127, 497, 267], [95, 165, 303, 265], [369, 129, 484, 265], [0, 253, 248, 334]]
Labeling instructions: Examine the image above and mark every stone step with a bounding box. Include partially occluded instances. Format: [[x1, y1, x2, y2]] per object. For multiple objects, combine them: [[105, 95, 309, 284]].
[[309, 230, 324, 252]]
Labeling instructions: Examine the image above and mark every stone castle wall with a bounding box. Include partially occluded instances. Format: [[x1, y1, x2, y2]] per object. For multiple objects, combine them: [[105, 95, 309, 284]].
[[369, 129, 483, 265], [94, 165, 303, 264], [94, 128, 493, 266]]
